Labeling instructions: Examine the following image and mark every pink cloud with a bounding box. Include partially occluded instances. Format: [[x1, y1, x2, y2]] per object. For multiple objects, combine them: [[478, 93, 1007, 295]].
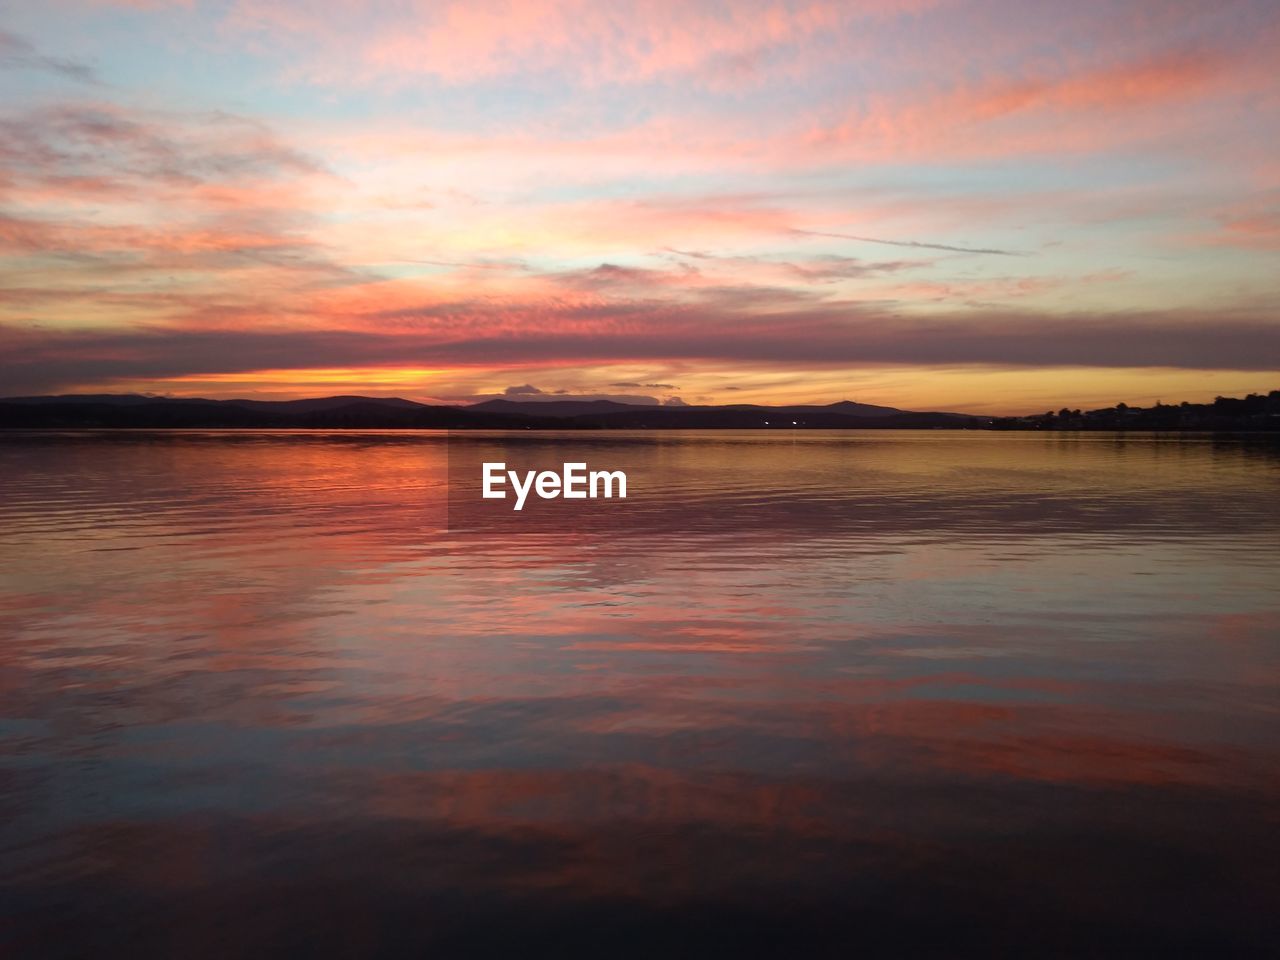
[[224, 0, 945, 88], [1207, 206, 1280, 251], [802, 49, 1240, 164], [4, 1, 1278, 410]]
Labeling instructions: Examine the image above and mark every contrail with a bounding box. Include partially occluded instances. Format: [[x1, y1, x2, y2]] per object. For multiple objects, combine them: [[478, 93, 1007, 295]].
[[792, 229, 1023, 257]]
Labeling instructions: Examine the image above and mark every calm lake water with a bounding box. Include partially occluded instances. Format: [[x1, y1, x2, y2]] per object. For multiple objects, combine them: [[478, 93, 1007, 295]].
[[1, 430, 1277, 957]]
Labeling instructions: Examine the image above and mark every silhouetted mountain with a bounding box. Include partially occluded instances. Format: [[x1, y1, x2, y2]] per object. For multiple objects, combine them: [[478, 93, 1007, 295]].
[[2, 393, 176, 406], [0, 393, 987, 429], [763, 400, 909, 417], [471, 398, 935, 420], [551, 407, 974, 429], [824, 399, 904, 417], [0, 397, 551, 429], [292, 402, 545, 429], [228, 396, 427, 414]]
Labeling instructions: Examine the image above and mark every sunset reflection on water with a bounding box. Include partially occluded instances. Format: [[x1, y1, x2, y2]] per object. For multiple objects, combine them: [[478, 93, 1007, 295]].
[[1, 431, 1277, 956]]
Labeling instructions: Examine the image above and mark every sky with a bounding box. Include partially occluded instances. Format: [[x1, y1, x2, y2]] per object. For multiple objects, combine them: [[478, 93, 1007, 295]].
[[1, 0, 1277, 414]]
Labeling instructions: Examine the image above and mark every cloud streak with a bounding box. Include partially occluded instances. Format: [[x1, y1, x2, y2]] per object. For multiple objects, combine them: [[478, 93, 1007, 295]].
[[0, 29, 98, 84], [790, 230, 1023, 257], [4, 299, 1278, 396]]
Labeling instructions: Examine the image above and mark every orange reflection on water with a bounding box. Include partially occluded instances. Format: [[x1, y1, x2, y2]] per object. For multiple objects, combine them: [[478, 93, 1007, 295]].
[[1, 430, 1278, 953]]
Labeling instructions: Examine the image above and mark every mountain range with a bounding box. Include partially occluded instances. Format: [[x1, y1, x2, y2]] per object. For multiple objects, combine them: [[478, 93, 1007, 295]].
[[0, 395, 982, 429]]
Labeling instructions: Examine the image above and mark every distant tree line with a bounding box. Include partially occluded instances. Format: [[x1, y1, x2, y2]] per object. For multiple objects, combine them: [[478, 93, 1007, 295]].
[[990, 390, 1280, 431]]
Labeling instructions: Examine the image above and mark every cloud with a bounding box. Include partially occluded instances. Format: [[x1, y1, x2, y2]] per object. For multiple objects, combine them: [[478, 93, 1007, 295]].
[[503, 384, 544, 395], [0, 101, 359, 327], [790, 230, 1022, 257], [798, 46, 1253, 165], [222, 0, 938, 89], [5, 296, 1279, 395], [0, 29, 98, 84], [230, 7, 1276, 183], [566, 262, 698, 289], [662, 248, 928, 282], [0, 103, 325, 197], [4, 0, 1279, 409]]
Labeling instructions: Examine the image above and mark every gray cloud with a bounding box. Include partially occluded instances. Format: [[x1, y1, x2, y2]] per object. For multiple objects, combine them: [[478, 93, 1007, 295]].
[[0, 104, 327, 201], [0, 103, 362, 301], [791, 229, 1023, 257], [4, 296, 1278, 395], [0, 30, 98, 84], [662, 247, 925, 282]]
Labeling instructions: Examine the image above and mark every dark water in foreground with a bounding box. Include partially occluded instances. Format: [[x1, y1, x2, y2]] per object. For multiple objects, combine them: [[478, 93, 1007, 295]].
[[1, 430, 1277, 957]]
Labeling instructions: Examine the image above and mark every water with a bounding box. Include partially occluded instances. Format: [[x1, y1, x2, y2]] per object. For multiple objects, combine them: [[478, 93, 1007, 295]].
[[1, 430, 1277, 957]]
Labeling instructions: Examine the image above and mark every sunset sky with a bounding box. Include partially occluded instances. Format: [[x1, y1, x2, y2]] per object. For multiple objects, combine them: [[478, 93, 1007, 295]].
[[1, 0, 1277, 414]]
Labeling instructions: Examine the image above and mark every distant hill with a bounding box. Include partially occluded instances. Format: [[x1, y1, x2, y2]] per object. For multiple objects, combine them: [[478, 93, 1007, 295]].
[[826, 399, 903, 417], [0, 393, 983, 430], [0, 396, 543, 429], [4, 391, 1274, 430], [222, 395, 427, 414], [470, 398, 937, 420], [539, 405, 974, 429], [734, 399, 909, 418], [2, 393, 174, 406]]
